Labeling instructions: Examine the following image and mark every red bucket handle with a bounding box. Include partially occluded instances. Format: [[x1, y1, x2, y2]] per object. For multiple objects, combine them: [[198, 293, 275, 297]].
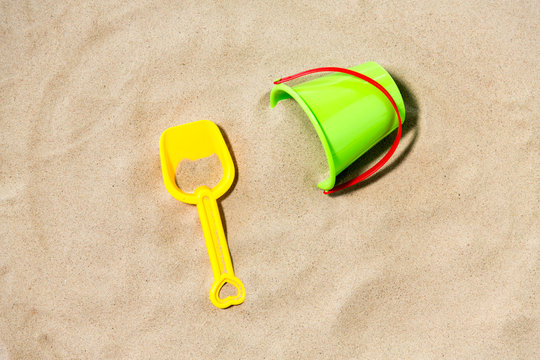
[[274, 67, 403, 195]]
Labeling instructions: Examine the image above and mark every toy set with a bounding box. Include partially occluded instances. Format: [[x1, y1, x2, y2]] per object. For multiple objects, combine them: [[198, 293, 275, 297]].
[[159, 62, 405, 308]]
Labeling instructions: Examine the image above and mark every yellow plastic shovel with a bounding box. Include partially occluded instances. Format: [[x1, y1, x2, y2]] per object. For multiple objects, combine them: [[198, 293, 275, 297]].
[[159, 120, 245, 309]]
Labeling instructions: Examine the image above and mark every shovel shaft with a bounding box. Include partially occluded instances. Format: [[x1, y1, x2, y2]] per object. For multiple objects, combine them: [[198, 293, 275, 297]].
[[195, 186, 245, 308], [196, 188, 233, 278]]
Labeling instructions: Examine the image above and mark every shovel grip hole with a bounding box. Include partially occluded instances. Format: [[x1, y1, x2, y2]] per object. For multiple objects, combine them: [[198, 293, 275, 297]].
[[209, 274, 245, 309], [219, 281, 239, 298]]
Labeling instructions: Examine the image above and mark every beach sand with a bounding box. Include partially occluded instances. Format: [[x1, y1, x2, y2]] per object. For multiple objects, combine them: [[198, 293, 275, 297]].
[[1, 1, 538, 358]]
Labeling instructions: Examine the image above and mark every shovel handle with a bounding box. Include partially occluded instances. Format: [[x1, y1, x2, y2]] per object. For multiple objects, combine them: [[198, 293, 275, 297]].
[[195, 186, 245, 309]]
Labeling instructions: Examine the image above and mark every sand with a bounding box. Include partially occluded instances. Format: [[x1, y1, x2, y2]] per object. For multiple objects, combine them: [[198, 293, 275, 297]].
[[1, 1, 538, 359], [175, 154, 222, 194]]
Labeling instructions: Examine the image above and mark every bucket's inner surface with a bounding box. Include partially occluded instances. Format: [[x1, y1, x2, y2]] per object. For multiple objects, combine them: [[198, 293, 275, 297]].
[[175, 154, 222, 193], [281, 101, 329, 185]]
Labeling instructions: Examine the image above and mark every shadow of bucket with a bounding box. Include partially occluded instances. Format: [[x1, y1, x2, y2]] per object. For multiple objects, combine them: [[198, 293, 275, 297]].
[[270, 62, 405, 192]]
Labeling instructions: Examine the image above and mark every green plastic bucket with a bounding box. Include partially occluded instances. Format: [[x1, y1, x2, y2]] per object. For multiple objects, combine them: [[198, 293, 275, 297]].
[[270, 62, 405, 192]]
